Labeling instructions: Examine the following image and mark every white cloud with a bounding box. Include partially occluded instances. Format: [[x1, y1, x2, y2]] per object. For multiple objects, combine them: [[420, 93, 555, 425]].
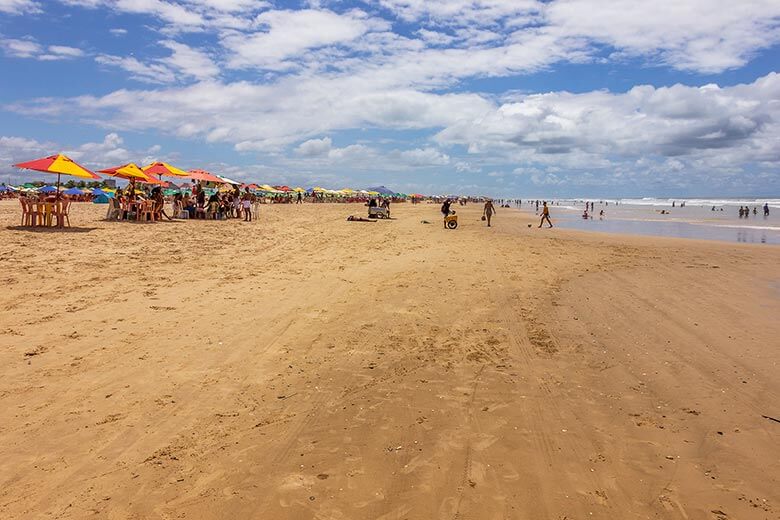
[[1, 38, 85, 60], [109, 28, 128, 36], [398, 147, 450, 166], [95, 40, 218, 83], [223, 9, 388, 69], [1, 38, 42, 58], [0, 0, 39, 14], [296, 137, 332, 157], [43, 45, 85, 59], [95, 54, 175, 84], [159, 40, 219, 79], [435, 72, 780, 169]]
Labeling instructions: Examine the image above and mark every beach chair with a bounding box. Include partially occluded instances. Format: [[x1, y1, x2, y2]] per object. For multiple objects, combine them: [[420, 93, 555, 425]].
[[54, 200, 71, 228], [20, 198, 40, 226], [106, 197, 121, 220], [138, 200, 155, 222]]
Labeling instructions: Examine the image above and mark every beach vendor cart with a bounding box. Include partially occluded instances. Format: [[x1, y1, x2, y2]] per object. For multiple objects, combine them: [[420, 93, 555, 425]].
[[368, 206, 390, 219], [444, 211, 458, 229]]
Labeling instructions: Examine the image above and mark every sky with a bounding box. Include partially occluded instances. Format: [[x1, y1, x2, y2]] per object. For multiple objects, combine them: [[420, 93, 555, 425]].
[[0, 0, 779, 197]]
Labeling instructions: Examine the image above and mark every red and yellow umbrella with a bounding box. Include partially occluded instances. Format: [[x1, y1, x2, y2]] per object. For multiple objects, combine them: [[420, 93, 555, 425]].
[[142, 162, 189, 178], [100, 162, 169, 197], [100, 163, 162, 184], [14, 154, 100, 198]]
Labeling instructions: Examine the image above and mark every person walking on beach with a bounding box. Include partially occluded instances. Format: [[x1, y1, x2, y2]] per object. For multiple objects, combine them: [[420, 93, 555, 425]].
[[764, 203, 770, 216], [296, 192, 303, 204], [538, 201, 553, 228], [483, 199, 495, 227], [441, 199, 452, 218]]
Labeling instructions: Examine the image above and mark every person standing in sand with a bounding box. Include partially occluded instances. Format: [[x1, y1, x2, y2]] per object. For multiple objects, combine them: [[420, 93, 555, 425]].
[[538, 201, 553, 228], [242, 191, 252, 222], [483, 199, 496, 227]]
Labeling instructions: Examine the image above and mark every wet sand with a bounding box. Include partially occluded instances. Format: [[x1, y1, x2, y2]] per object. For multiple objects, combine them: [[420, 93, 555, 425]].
[[0, 200, 778, 519]]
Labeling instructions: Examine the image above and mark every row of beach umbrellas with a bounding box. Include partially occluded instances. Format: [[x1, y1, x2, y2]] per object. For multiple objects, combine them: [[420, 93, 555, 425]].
[[11, 153, 424, 199], [12, 154, 241, 199]]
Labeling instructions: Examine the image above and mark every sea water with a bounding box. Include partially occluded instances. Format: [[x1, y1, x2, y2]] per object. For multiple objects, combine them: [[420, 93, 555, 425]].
[[534, 198, 780, 245]]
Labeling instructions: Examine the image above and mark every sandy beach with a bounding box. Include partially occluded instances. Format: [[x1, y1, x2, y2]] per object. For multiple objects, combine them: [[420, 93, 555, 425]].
[[0, 200, 778, 520]]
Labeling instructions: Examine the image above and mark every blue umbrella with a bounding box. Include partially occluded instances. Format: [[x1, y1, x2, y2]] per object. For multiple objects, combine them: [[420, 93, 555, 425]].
[[63, 187, 84, 195], [0, 185, 8, 192], [38, 185, 58, 193], [367, 185, 394, 195], [92, 188, 107, 196]]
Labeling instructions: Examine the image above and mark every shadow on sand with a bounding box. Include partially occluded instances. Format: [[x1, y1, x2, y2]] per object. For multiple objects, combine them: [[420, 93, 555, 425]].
[[6, 225, 98, 233]]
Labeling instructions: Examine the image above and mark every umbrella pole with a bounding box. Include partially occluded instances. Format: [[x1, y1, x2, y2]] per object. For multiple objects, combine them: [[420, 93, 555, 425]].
[[56, 173, 61, 201]]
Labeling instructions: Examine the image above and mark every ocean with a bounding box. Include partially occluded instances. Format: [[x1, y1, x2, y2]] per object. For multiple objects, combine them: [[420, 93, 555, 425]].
[[528, 198, 780, 245]]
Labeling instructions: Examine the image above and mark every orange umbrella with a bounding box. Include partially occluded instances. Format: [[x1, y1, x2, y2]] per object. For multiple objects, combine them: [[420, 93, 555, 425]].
[[187, 169, 224, 183], [14, 154, 100, 199]]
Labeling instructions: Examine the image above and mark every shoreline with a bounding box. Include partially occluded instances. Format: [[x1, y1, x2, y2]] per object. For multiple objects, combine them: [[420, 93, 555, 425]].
[[1, 201, 778, 519]]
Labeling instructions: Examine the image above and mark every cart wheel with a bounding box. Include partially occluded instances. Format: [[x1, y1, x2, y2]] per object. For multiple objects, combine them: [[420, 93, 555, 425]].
[[447, 220, 458, 229]]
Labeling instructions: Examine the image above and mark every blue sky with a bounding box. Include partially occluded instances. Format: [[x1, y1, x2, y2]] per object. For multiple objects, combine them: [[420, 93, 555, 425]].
[[1, 0, 779, 197]]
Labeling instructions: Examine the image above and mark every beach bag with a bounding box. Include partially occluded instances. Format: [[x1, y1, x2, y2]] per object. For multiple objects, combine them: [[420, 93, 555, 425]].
[[481, 215, 486, 221]]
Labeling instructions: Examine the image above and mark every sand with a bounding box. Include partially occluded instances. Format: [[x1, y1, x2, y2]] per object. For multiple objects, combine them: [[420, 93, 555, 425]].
[[0, 199, 778, 519]]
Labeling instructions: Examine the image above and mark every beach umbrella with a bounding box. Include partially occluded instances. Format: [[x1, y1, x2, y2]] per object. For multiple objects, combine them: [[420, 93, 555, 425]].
[[141, 162, 189, 186], [100, 163, 161, 183], [38, 185, 58, 193], [293, 187, 305, 193], [187, 169, 225, 183], [217, 175, 241, 185], [367, 185, 395, 195], [14, 154, 100, 199], [275, 185, 291, 192], [100, 162, 164, 198], [63, 187, 84, 196]]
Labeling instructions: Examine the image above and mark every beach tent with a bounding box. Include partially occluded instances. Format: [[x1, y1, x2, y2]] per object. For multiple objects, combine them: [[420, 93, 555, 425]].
[[91, 188, 112, 204]]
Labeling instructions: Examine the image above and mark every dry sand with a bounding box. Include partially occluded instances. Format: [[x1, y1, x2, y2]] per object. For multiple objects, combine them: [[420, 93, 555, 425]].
[[0, 199, 778, 520]]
